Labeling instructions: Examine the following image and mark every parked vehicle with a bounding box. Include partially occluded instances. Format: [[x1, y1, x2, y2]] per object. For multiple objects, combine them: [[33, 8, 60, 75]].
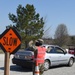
[[12, 44, 75, 71], [68, 45, 75, 56]]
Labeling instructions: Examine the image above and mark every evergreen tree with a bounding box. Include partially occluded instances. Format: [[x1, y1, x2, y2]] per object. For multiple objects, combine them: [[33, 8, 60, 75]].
[[8, 4, 44, 48]]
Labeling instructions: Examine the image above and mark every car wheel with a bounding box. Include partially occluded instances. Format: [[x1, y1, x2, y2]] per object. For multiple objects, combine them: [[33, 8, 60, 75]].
[[44, 60, 50, 71], [68, 58, 74, 67]]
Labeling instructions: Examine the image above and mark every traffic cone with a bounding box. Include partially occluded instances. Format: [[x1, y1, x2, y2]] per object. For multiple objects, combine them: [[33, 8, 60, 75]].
[[34, 62, 40, 75]]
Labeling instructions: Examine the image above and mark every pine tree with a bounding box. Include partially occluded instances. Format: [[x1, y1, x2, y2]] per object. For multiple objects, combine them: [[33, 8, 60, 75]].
[[8, 4, 44, 48]]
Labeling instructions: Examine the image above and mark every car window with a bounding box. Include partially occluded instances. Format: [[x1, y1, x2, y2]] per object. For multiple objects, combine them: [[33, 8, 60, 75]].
[[47, 46, 64, 54], [55, 47, 64, 54], [46, 46, 55, 53]]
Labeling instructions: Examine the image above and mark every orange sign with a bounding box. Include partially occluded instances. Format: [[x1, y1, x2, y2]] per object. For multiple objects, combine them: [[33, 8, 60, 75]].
[[0, 28, 21, 54]]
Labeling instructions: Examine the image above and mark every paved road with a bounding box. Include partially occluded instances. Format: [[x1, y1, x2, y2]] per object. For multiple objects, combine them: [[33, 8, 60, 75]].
[[0, 54, 75, 75]]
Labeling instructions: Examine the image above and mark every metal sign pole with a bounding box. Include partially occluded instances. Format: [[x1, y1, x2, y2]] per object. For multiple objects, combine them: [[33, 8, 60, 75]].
[[4, 52, 10, 75]]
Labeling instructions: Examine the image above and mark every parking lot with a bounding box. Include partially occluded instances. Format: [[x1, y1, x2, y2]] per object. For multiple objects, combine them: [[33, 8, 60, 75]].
[[0, 54, 75, 75]]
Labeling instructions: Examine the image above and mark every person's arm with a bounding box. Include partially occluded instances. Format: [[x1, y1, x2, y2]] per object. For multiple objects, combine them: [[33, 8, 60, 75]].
[[28, 40, 37, 51]]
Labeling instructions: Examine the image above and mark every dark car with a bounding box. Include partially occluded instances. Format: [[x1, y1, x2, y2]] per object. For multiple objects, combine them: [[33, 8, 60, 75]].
[[12, 50, 34, 68]]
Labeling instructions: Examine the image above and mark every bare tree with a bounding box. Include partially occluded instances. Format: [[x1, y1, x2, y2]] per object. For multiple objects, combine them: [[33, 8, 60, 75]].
[[54, 24, 69, 46], [43, 25, 51, 38]]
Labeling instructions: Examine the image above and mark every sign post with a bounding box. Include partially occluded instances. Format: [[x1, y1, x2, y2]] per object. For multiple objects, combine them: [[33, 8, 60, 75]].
[[4, 52, 10, 75], [0, 27, 21, 75]]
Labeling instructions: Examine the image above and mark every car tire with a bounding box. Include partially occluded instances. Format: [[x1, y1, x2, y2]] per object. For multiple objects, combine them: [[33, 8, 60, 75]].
[[68, 58, 74, 67], [44, 60, 50, 71]]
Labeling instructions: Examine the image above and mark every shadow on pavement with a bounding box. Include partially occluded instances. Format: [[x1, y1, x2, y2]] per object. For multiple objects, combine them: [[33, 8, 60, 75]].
[[0, 65, 32, 72], [49, 65, 70, 70], [52, 61, 75, 69]]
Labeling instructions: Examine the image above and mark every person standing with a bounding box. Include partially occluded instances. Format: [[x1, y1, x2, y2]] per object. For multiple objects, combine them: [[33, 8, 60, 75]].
[[28, 39, 46, 75]]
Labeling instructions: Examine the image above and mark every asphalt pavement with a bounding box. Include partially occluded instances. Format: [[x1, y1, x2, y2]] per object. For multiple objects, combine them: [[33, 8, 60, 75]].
[[0, 54, 75, 75]]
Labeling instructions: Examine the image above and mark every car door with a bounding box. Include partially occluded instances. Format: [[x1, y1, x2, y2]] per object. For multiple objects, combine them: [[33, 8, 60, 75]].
[[46, 46, 61, 66], [55, 47, 68, 64]]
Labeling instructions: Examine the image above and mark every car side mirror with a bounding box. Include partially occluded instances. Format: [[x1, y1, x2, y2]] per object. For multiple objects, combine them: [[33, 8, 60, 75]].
[[64, 51, 67, 54]]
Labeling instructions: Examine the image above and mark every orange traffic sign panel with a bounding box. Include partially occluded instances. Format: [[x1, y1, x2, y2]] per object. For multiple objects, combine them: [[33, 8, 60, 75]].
[[0, 28, 21, 54]]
